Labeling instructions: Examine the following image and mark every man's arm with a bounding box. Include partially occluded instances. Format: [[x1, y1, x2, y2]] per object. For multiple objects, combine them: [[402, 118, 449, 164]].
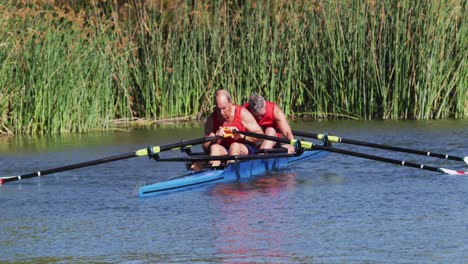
[[202, 114, 215, 153], [240, 108, 264, 143], [274, 105, 294, 140]]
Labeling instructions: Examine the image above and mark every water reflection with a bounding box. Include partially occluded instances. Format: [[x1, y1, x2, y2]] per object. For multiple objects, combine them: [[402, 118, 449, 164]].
[[0, 124, 205, 154], [210, 173, 297, 197], [208, 174, 300, 262]]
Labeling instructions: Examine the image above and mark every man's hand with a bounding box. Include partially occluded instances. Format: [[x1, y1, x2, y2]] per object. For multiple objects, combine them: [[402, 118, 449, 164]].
[[220, 127, 241, 139]]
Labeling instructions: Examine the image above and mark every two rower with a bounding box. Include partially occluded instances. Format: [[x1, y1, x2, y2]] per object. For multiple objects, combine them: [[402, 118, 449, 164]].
[[202, 89, 294, 167]]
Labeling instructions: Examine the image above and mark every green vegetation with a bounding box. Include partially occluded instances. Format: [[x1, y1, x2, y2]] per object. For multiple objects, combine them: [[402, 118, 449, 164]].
[[0, 0, 466, 135]]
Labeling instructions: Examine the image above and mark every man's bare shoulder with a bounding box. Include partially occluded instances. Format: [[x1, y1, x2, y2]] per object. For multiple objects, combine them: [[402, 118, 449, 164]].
[[274, 104, 287, 117], [240, 106, 255, 119]]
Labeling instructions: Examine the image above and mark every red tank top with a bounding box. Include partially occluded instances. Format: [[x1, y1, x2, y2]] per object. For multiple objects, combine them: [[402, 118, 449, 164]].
[[243, 101, 278, 129], [212, 105, 247, 148]]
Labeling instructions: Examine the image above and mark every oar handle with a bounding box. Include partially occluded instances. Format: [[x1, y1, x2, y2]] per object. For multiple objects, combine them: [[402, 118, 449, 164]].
[[234, 130, 290, 144], [292, 130, 467, 164]]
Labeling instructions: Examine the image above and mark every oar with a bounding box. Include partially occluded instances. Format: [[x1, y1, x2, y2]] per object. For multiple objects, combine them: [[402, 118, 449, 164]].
[[155, 152, 299, 162], [233, 130, 467, 176], [292, 130, 468, 165], [0, 136, 218, 184]]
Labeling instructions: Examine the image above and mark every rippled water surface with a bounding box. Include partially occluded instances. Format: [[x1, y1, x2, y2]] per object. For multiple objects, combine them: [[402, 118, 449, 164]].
[[1, 120, 467, 263]]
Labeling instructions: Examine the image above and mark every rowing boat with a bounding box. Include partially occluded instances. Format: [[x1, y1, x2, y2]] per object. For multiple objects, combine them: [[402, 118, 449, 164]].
[[138, 149, 328, 198], [138, 150, 327, 198]]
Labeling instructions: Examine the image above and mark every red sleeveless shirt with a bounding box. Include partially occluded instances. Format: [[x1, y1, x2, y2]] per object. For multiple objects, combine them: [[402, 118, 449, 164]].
[[243, 101, 278, 129], [212, 105, 247, 148]]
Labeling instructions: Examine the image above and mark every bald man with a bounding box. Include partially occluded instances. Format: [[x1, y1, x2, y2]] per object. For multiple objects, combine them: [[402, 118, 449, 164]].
[[202, 89, 264, 166]]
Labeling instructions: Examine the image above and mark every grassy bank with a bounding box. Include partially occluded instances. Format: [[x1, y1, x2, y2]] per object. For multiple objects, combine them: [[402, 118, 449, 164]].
[[0, 0, 466, 135]]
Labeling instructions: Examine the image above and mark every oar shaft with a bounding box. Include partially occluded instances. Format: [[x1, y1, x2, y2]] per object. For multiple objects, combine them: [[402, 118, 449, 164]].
[[292, 130, 465, 163], [234, 130, 466, 176], [158, 137, 218, 152], [156, 152, 299, 162], [1, 136, 218, 184], [137, 136, 219, 156], [0, 152, 136, 184], [308, 145, 441, 173]]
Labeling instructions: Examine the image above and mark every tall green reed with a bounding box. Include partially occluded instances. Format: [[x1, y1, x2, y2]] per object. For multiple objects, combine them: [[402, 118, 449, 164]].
[[0, 0, 466, 135]]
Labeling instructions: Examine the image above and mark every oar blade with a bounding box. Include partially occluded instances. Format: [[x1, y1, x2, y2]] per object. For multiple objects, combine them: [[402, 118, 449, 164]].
[[439, 168, 467, 176], [0, 176, 19, 184]]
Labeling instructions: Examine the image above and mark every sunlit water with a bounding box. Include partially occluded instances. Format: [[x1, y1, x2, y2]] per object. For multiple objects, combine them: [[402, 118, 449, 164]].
[[1, 120, 467, 263]]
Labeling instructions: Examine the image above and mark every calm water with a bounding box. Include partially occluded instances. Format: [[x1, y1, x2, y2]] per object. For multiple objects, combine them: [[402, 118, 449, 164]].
[[1, 120, 467, 263]]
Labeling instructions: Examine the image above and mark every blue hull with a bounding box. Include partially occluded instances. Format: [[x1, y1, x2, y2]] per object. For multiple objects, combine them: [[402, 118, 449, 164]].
[[139, 150, 327, 198]]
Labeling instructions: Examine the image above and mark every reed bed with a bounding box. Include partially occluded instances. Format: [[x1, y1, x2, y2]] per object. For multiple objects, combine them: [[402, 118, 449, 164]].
[[0, 0, 466, 135]]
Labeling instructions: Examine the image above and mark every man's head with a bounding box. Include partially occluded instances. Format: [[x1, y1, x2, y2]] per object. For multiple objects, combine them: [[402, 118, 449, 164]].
[[248, 93, 266, 119], [214, 89, 233, 120]]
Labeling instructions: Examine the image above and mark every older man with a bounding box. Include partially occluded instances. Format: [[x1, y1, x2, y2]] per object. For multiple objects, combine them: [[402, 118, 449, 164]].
[[202, 90, 264, 166], [244, 93, 294, 153]]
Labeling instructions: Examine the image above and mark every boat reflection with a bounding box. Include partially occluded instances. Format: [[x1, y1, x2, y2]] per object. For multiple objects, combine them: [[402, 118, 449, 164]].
[[210, 173, 297, 198], [208, 173, 300, 262]]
